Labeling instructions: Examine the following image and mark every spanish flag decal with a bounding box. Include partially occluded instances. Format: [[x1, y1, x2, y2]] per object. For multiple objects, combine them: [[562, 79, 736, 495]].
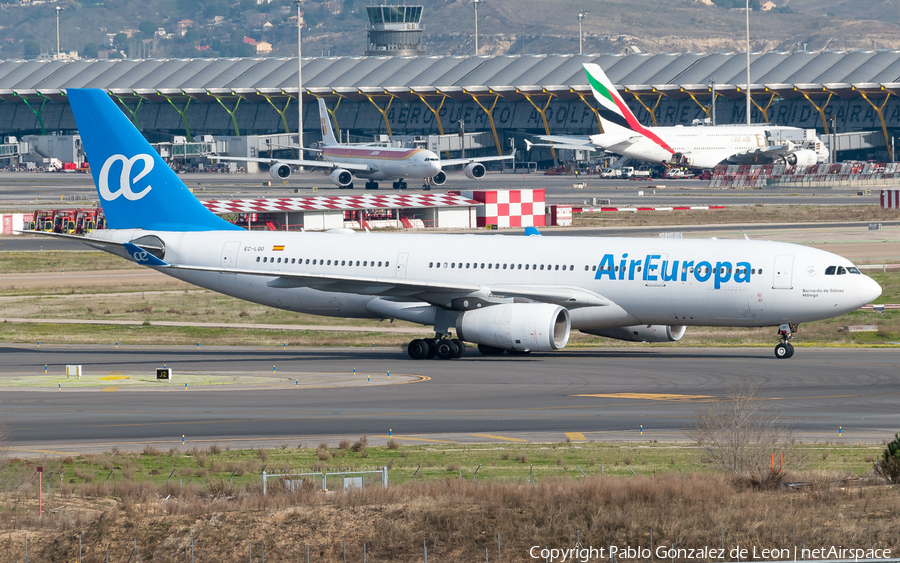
[[272, 245, 285, 251]]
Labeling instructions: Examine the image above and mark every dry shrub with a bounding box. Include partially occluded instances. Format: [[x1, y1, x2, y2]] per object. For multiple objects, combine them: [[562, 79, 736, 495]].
[[338, 439, 351, 450], [257, 447, 269, 461], [316, 449, 332, 461], [516, 454, 528, 464], [500, 451, 510, 461], [209, 444, 222, 455], [332, 449, 346, 459], [207, 476, 233, 496], [280, 443, 289, 450], [351, 436, 368, 452], [73, 468, 95, 482], [446, 462, 461, 472], [195, 453, 208, 468], [688, 383, 801, 481], [556, 458, 564, 466], [168, 448, 179, 457], [195, 468, 208, 478], [387, 439, 400, 450], [142, 445, 160, 457], [310, 462, 327, 472], [318, 441, 329, 450]]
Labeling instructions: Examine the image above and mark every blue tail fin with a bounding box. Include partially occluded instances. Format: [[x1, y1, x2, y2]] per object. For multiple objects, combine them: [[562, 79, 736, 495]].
[[67, 89, 241, 232]]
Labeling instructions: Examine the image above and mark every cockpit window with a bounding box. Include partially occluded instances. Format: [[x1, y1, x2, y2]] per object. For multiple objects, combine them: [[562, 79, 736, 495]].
[[836, 266, 847, 275], [847, 267, 861, 274], [825, 266, 836, 275]]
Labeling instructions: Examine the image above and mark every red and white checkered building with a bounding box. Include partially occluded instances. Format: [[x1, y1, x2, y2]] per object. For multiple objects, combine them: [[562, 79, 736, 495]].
[[450, 189, 545, 228], [881, 190, 900, 209]]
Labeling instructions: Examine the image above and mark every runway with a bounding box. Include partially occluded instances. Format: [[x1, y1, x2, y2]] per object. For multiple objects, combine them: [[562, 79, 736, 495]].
[[0, 170, 882, 208], [2, 345, 898, 454]]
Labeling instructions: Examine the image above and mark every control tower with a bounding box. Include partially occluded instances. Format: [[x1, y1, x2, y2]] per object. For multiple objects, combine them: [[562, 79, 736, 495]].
[[365, 5, 425, 56]]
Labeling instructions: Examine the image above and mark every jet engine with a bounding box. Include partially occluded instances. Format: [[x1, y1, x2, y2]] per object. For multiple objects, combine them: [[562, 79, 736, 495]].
[[785, 150, 817, 166], [456, 303, 570, 352], [464, 162, 486, 180], [269, 163, 292, 179], [329, 168, 353, 188], [432, 170, 447, 185], [584, 325, 686, 343]]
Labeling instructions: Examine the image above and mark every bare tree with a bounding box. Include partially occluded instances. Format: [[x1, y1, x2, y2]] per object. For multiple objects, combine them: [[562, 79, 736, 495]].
[[688, 384, 798, 477]]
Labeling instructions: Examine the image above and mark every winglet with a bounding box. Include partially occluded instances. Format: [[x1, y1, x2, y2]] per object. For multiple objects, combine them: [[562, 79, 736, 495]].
[[123, 242, 168, 267], [524, 227, 543, 236]]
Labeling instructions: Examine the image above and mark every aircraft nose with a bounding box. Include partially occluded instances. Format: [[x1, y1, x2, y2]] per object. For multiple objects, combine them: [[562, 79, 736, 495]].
[[859, 275, 882, 306]]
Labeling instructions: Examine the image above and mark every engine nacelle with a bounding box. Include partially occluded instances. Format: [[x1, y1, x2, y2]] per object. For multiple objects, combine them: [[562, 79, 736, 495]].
[[464, 162, 486, 180], [432, 170, 447, 185], [269, 163, 292, 179], [456, 303, 570, 352], [329, 168, 353, 188], [785, 150, 817, 166], [585, 325, 686, 343]]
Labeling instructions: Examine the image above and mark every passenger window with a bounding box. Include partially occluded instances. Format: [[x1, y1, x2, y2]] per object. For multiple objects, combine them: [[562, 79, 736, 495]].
[[263, 257, 268, 263], [570, 265, 574, 270], [341, 261, 345, 266], [503, 264, 507, 269], [637, 266, 642, 272], [495, 264, 500, 269], [555, 265, 560, 271], [291, 258, 296, 264], [837, 266, 846, 275], [356, 261, 360, 266], [751, 268, 756, 274], [540, 265, 544, 270], [518, 264, 522, 269], [429, 262, 433, 268], [525, 265, 529, 270], [451, 263, 456, 268], [586, 266, 590, 271], [487, 264, 492, 269], [825, 266, 836, 275], [758, 269, 763, 274], [480, 263, 484, 268], [385, 262, 389, 267], [256, 257, 260, 262], [379, 261, 384, 267]]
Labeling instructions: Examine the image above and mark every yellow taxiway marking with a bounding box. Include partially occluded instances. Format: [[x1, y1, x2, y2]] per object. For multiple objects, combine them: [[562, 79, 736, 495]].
[[470, 433, 528, 442], [574, 393, 714, 401], [100, 376, 129, 380], [565, 432, 586, 441], [101, 387, 120, 392], [373, 435, 457, 444], [107, 371, 125, 376]]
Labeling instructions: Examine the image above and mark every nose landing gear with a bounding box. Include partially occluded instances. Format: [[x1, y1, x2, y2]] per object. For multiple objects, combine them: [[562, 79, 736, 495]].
[[774, 323, 798, 359]]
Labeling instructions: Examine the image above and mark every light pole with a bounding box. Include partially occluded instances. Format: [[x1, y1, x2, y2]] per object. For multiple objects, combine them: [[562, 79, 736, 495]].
[[55, 5, 61, 59], [293, 0, 304, 165], [474, 0, 481, 55], [577, 12, 586, 55], [745, 0, 751, 125]]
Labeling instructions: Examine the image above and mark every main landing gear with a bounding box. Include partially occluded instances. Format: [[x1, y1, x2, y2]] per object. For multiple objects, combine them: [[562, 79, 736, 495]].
[[407, 336, 466, 360], [392, 180, 408, 190], [365, 180, 379, 190], [774, 323, 798, 359]]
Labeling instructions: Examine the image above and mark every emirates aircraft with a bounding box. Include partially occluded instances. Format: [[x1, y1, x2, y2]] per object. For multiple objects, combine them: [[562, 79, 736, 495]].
[[37, 90, 879, 361], [537, 63, 829, 169], [217, 99, 514, 190]]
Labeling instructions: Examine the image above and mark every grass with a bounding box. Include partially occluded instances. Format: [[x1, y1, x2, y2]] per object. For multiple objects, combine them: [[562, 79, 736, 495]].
[[574, 204, 900, 228], [0, 441, 897, 562], [0, 251, 141, 274]]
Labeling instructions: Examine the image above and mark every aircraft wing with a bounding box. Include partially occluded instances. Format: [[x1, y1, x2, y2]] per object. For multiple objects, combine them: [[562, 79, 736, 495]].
[[211, 156, 371, 173], [526, 139, 597, 152], [440, 150, 516, 167], [535, 135, 595, 148], [726, 143, 796, 164]]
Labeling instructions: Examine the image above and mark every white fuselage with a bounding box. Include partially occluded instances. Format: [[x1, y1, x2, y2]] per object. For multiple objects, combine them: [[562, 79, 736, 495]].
[[591, 125, 828, 169], [89, 229, 878, 330], [322, 146, 441, 180]]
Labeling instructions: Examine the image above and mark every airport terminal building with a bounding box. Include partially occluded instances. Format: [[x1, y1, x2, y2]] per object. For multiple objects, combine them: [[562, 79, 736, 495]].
[[1, 50, 900, 164]]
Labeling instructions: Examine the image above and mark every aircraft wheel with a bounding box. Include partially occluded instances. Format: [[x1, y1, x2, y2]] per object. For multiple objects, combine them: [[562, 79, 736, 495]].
[[452, 338, 466, 358], [407, 339, 429, 360], [477, 344, 505, 356], [435, 339, 458, 360], [422, 184, 431, 190], [774, 343, 791, 359], [785, 342, 795, 358], [392, 181, 400, 190], [424, 339, 437, 359], [400, 181, 408, 190]]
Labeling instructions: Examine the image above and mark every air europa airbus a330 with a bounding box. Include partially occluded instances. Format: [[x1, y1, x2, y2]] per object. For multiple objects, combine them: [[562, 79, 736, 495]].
[[34, 90, 880, 360]]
